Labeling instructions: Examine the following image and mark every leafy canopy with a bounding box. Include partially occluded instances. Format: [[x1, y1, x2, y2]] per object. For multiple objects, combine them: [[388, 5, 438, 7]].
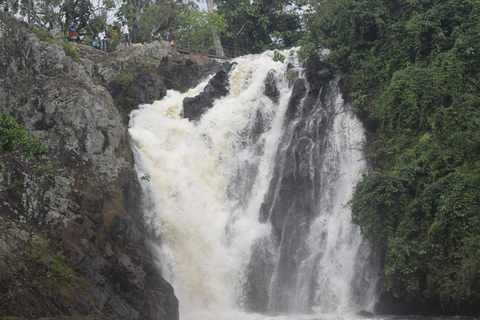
[[216, 0, 306, 54]]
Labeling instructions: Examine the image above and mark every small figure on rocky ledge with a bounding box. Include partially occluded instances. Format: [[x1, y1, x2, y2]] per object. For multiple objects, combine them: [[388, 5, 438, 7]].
[[167, 29, 175, 46], [70, 22, 79, 44], [121, 22, 131, 47], [98, 28, 107, 52], [92, 34, 100, 49]]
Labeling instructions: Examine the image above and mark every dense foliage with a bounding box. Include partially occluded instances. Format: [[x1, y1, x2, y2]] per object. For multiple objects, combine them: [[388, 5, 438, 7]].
[[174, 8, 229, 55], [115, 0, 194, 44], [0, 113, 48, 172], [302, 0, 480, 312], [0, 0, 102, 33], [215, 0, 307, 54]]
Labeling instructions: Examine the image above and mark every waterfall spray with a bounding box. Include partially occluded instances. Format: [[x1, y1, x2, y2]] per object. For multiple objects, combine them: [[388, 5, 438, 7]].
[[129, 50, 379, 319]]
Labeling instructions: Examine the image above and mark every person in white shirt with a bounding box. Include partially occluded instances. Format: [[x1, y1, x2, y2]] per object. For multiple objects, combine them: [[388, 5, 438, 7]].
[[98, 28, 107, 52], [121, 22, 131, 47]]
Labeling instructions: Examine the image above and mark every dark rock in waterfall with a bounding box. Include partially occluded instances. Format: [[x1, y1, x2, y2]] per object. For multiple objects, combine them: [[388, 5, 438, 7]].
[[304, 55, 335, 109], [136, 73, 167, 105], [305, 54, 334, 90], [264, 70, 280, 104], [286, 78, 307, 120], [170, 54, 224, 92], [183, 61, 236, 121]]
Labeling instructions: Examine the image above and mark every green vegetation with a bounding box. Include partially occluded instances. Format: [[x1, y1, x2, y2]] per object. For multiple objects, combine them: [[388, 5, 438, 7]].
[[273, 50, 286, 63], [0, 233, 97, 316], [48, 252, 77, 281], [119, 72, 137, 89], [109, 70, 139, 122], [5, 0, 307, 55], [0, 112, 48, 172], [33, 164, 56, 172], [215, 0, 306, 54], [174, 8, 229, 54], [13, 179, 24, 188], [302, 0, 480, 312]]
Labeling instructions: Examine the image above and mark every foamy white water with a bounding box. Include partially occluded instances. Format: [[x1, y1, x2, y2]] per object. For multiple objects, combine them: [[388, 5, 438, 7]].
[[129, 50, 378, 320]]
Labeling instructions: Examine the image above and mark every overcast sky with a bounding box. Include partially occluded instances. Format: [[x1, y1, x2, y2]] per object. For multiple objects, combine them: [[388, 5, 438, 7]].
[[195, 0, 207, 10]]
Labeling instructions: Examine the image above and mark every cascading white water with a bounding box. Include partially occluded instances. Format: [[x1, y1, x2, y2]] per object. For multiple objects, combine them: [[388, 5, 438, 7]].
[[129, 50, 378, 320]]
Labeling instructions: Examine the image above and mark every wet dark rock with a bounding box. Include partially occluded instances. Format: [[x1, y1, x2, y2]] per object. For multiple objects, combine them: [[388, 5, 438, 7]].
[[305, 54, 334, 90], [264, 70, 280, 104], [136, 73, 167, 105], [286, 78, 307, 120], [170, 54, 222, 92], [183, 61, 236, 121]]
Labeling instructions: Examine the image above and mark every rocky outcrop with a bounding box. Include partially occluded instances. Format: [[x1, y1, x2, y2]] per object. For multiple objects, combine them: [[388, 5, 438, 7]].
[[0, 11, 222, 319], [182, 61, 236, 121]]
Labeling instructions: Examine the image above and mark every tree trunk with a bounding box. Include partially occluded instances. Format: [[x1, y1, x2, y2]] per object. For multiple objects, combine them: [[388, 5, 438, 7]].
[[315, 0, 320, 18], [206, 0, 224, 57], [27, 0, 31, 23]]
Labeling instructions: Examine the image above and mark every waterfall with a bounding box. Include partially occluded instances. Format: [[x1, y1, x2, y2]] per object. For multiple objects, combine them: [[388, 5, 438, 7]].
[[129, 50, 379, 319]]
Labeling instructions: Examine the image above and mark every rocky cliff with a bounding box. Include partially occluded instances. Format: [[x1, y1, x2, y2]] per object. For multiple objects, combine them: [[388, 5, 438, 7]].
[[0, 11, 222, 319]]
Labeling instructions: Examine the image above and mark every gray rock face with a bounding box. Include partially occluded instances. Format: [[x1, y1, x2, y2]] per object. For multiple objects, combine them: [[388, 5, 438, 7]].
[[0, 11, 178, 320]]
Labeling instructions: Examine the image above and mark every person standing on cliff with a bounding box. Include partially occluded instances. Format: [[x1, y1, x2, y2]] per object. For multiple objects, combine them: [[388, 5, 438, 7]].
[[92, 31, 100, 49], [167, 29, 175, 46], [70, 22, 79, 44], [121, 22, 131, 47], [98, 28, 106, 52]]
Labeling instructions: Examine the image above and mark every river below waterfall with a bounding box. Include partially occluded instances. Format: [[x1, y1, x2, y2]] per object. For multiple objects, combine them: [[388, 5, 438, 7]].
[[129, 49, 380, 319]]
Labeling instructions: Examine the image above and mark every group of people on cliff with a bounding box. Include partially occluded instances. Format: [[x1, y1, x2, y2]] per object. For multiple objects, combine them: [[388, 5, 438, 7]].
[[70, 21, 130, 52], [70, 21, 175, 53], [90, 22, 130, 52]]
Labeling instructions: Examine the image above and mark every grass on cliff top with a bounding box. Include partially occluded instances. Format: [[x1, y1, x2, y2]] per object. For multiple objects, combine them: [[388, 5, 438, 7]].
[[30, 28, 81, 64]]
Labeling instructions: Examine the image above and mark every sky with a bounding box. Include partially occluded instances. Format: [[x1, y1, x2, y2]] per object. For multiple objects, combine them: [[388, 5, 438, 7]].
[[195, 0, 208, 10], [103, 0, 208, 24]]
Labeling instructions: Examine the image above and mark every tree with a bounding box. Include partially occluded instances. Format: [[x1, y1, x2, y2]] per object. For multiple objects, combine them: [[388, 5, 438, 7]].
[[115, 0, 194, 43], [206, 0, 223, 56], [0, 113, 48, 172], [63, 0, 93, 30], [12, 0, 65, 29], [216, 0, 305, 54], [135, 1, 183, 42], [310, 0, 321, 18], [0, 0, 94, 32], [174, 7, 228, 55]]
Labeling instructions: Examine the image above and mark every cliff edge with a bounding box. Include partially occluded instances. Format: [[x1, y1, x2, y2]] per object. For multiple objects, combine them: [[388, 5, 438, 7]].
[[0, 11, 221, 319]]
